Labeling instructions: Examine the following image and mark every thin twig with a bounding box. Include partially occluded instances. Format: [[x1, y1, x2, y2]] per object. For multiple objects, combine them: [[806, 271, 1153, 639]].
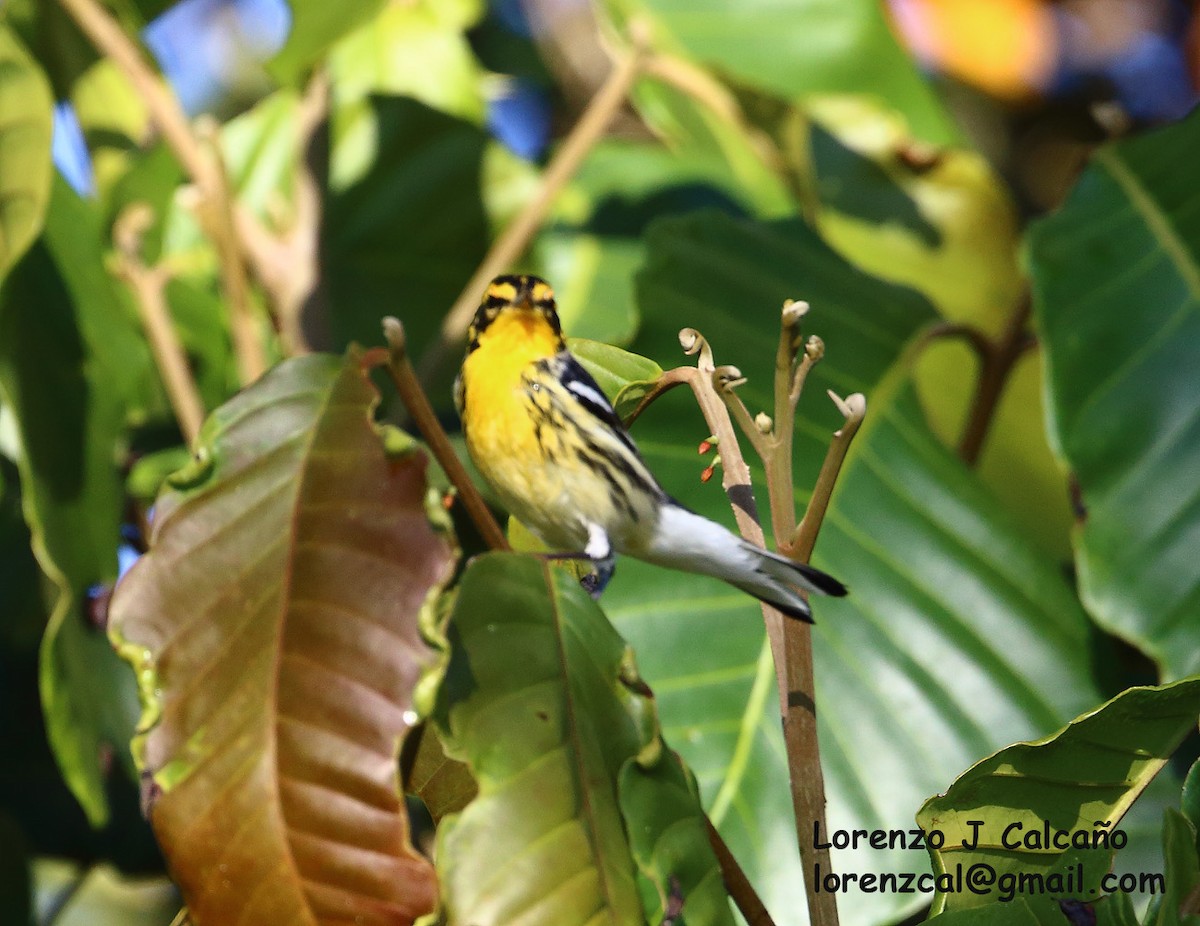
[[415, 25, 651, 383], [196, 116, 266, 384], [281, 68, 330, 354], [636, 315, 865, 926], [382, 318, 510, 552], [56, 0, 293, 345], [957, 292, 1034, 465], [641, 52, 786, 189], [915, 320, 993, 361], [791, 392, 866, 558], [705, 817, 776, 926], [113, 205, 206, 446], [57, 0, 214, 190]]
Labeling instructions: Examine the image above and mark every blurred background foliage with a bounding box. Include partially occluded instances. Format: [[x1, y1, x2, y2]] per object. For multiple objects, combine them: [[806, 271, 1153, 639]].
[[1, 0, 1199, 923]]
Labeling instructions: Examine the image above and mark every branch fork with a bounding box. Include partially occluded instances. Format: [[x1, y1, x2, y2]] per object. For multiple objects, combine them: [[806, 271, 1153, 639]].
[[632, 298, 867, 926]]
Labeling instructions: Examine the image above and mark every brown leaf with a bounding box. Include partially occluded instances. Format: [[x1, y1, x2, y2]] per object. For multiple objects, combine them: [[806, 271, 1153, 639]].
[[111, 352, 452, 925]]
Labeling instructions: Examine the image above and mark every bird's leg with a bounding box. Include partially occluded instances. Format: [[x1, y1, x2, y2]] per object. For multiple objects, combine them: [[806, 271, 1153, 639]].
[[537, 524, 615, 599], [581, 523, 615, 599]]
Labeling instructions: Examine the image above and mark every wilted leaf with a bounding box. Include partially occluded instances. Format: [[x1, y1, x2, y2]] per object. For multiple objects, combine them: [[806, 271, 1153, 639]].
[[110, 350, 453, 925], [399, 722, 476, 823], [1030, 108, 1200, 681], [0, 25, 53, 280], [917, 679, 1200, 922], [433, 553, 732, 926]]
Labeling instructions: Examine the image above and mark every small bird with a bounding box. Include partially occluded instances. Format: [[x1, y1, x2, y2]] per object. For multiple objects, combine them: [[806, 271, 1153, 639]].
[[454, 273, 847, 621]]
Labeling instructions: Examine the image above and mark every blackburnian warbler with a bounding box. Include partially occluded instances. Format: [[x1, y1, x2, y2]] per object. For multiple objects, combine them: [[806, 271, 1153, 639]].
[[454, 274, 846, 621]]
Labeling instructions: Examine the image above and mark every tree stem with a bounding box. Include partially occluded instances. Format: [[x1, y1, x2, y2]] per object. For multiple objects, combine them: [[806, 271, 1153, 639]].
[[113, 206, 206, 446], [382, 318, 509, 552], [957, 293, 1034, 466]]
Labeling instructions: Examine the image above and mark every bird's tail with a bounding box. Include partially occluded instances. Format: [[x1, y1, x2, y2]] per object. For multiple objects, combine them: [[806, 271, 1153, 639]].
[[644, 504, 847, 622], [731, 543, 847, 622]]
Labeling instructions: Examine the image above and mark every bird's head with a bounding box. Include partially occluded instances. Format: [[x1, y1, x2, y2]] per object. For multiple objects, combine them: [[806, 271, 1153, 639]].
[[466, 274, 564, 356]]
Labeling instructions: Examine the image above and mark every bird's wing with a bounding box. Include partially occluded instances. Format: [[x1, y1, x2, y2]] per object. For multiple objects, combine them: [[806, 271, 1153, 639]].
[[550, 352, 641, 458]]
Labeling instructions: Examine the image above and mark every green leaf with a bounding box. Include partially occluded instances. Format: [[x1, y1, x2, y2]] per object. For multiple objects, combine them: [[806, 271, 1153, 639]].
[[916, 679, 1200, 922], [31, 862, 180, 926], [535, 137, 774, 348], [0, 25, 54, 280], [625, 75, 795, 219], [70, 58, 147, 198], [268, 0, 388, 85], [325, 97, 489, 354], [1183, 760, 1200, 853], [0, 455, 46, 652], [619, 750, 736, 925], [1154, 809, 1200, 926], [578, 210, 1106, 924], [925, 898, 1043, 926], [109, 350, 452, 924], [1029, 108, 1200, 681], [765, 96, 1070, 558], [328, 0, 486, 125], [0, 178, 153, 825], [1, 0, 96, 100], [568, 336, 663, 419], [433, 552, 732, 926], [598, 0, 959, 145]]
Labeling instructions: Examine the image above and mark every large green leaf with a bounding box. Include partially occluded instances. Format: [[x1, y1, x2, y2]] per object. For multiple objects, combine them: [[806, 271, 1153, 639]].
[[433, 553, 733, 926], [1, 0, 96, 100], [268, 0, 388, 85], [328, 0, 485, 126], [916, 679, 1200, 923], [110, 350, 451, 925], [1154, 808, 1200, 926], [0, 25, 53, 280], [325, 97, 489, 355], [598, 0, 959, 145], [70, 57, 147, 198], [0, 178, 153, 825], [569, 210, 1106, 924], [760, 95, 1070, 558], [535, 136, 781, 349], [1030, 109, 1200, 682]]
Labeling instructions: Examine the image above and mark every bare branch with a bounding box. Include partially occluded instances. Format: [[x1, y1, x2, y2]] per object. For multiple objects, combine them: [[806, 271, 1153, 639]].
[[196, 117, 266, 384], [382, 317, 509, 552], [790, 391, 867, 560], [113, 205, 206, 446]]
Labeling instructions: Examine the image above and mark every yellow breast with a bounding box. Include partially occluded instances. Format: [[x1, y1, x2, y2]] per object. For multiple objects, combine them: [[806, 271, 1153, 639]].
[[460, 311, 572, 534]]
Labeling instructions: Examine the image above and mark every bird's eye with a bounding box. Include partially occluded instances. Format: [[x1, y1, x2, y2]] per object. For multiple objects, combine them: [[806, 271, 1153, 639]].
[[530, 382, 541, 392]]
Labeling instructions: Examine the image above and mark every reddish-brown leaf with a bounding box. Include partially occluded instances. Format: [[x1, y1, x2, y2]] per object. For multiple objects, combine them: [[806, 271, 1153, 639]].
[[111, 351, 452, 926]]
